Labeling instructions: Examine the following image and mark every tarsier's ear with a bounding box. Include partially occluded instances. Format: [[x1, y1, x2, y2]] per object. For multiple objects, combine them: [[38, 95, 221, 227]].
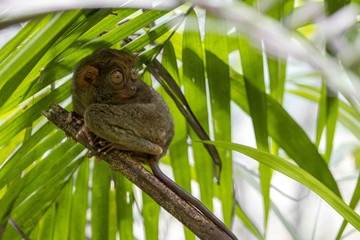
[[131, 52, 140, 61], [130, 53, 142, 69], [78, 66, 99, 87]]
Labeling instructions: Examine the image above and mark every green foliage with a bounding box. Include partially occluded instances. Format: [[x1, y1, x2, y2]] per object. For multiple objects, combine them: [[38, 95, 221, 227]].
[[1, 1, 360, 239]]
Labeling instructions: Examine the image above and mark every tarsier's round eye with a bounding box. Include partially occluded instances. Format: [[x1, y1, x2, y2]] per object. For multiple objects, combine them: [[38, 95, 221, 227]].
[[130, 68, 138, 80], [111, 70, 123, 84]]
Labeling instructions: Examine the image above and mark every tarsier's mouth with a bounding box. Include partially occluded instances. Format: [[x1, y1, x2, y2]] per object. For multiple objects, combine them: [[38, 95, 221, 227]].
[[117, 90, 136, 99]]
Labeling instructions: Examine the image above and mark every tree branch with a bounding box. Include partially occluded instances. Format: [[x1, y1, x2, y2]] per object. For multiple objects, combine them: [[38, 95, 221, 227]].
[[42, 103, 232, 240]]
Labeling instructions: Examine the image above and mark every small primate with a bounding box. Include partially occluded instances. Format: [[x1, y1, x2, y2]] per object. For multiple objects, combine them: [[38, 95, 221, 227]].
[[71, 48, 237, 240]]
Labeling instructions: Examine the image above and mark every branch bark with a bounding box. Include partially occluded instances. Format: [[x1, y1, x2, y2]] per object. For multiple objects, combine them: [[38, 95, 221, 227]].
[[42, 103, 232, 240]]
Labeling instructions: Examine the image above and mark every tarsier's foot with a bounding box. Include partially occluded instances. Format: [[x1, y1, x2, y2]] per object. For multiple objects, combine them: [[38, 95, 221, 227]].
[[66, 111, 84, 125], [85, 141, 123, 162], [87, 139, 135, 162], [92, 139, 162, 162], [76, 124, 97, 146], [95, 139, 131, 154]]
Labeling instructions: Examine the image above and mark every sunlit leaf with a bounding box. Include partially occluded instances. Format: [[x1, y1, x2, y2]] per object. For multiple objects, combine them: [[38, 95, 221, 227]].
[[183, 10, 214, 210], [204, 13, 233, 226], [92, 161, 110, 240]]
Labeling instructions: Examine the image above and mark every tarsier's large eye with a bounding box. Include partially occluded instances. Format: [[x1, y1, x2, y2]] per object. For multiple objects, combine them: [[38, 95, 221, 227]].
[[130, 68, 138, 80], [111, 70, 123, 84]]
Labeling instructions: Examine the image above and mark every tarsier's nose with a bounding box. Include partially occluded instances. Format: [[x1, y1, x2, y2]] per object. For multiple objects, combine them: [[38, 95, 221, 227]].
[[129, 85, 136, 92]]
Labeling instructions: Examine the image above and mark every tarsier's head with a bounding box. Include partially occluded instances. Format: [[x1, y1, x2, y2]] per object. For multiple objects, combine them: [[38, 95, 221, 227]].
[[72, 49, 141, 111]]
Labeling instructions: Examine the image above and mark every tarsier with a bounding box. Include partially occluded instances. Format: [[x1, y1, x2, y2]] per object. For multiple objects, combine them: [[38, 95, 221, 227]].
[[71, 48, 236, 240]]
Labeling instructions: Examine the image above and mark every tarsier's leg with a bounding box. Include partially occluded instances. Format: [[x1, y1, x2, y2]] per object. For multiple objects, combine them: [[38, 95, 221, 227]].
[[83, 103, 163, 156]]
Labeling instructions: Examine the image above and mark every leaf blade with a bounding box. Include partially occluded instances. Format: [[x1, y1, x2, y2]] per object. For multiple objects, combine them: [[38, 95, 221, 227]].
[[204, 13, 233, 226], [183, 10, 214, 210], [231, 74, 341, 196], [206, 140, 360, 231], [92, 161, 110, 240]]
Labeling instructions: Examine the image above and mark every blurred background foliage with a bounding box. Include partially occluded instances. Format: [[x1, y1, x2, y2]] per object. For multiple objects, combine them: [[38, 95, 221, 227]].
[[1, 0, 360, 239]]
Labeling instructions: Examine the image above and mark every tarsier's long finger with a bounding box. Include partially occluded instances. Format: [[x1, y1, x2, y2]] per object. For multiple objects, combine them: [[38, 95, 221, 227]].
[[76, 125, 96, 146]]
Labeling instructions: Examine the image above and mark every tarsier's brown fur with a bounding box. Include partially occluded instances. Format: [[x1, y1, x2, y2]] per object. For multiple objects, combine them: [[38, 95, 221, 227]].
[[71, 48, 237, 240], [72, 49, 173, 158]]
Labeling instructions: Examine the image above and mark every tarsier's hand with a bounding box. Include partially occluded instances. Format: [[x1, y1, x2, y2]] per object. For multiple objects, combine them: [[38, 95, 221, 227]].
[[71, 48, 174, 161]]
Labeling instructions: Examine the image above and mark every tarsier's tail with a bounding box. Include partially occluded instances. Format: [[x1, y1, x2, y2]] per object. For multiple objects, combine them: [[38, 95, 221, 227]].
[[148, 160, 238, 240]]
